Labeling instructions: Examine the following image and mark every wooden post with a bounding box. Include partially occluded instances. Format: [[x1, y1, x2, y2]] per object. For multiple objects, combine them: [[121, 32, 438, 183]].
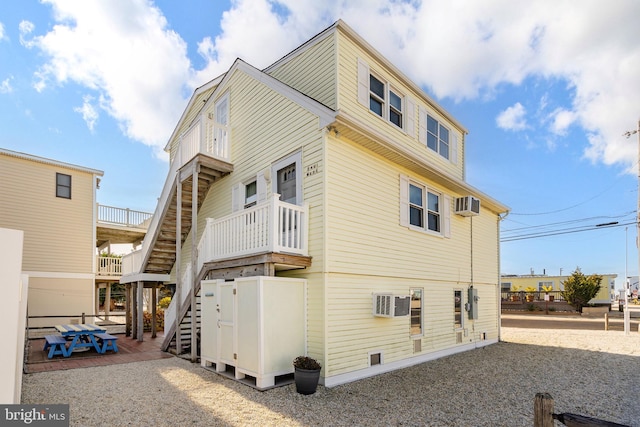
[[175, 181, 182, 354], [534, 392, 554, 427], [137, 280, 144, 342], [191, 167, 198, 363], [604, 313, 609, 331], [151, 283, 157, 338], [132, 282, 138, 339], [125, 283, 131, 337], [105, 283, 111, 321]]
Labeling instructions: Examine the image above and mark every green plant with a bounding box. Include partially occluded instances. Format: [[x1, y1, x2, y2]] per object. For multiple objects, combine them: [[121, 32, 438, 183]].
[[293, 356, 321, 370], [158, 296, 172, 309], [511, 285, 521, 292], [561, 268, 602, 313], [527, 304, 536, 311], [143, 309, 165, 331], [541, 284, 553, 292], [548, 307, 556, 312], [524, 286, 537, 294]]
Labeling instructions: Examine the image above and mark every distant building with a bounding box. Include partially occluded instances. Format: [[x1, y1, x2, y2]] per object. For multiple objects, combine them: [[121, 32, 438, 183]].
[[501, 273, 616, 304]]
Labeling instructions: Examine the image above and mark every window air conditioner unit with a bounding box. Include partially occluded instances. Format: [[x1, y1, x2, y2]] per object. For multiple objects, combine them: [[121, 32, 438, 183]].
[[373, 294, 411, 317], [455, 196, 480, 217]]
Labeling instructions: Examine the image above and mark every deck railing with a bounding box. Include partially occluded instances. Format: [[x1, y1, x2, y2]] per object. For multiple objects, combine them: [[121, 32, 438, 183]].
[[197, 194, 308, 272], [501, 290, 565, 302], [96, 256, 122, 276], [97, 204, 153, 228], [130, 116, 230, 277]]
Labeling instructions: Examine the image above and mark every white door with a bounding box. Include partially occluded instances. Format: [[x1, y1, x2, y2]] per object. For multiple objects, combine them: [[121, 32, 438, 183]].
[[200, 281, 218, 364], [218, 282, 236, 367]]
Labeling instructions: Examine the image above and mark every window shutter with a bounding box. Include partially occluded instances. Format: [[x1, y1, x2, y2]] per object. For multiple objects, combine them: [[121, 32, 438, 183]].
[[256, 171, 267, 203], [418, 106, 427, 146], [451, 133, 458, 165], [399, 174, 409, 227], [231, 183, 242, 212], [405, 97, 415, 138], [357, 58, 369, 107], [443, 194, 452, 238]]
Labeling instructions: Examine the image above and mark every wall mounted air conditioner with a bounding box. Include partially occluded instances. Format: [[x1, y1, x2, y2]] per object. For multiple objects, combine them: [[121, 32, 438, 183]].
[[373, 294, 411, 317], [455, 196, 480, 216]]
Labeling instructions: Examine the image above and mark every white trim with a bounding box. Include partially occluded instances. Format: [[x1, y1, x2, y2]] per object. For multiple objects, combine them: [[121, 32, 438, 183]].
[[120, 273, 170, 284], [205, 60, 336, 130], [322, 338, 498, 388], [23, 271, 95, 280]]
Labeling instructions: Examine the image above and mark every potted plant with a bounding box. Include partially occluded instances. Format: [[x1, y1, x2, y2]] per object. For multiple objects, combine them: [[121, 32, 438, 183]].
[[510, 285, 521, 302], [541, 284, 554, 302], [293, 355, 321, 395], [525, 286, 537, 302]]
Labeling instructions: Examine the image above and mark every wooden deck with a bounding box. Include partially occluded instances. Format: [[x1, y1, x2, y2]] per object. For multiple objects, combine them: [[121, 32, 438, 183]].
[[25, 331, 172, 373]]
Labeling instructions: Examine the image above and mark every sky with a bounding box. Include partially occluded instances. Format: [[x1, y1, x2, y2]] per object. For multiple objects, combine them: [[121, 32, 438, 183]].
[[1, 0, 639, 289]]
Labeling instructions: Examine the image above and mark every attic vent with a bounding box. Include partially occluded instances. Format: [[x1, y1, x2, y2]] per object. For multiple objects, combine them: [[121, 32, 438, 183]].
[[455, 196, 480, 216], [373, 294, 411, 317]]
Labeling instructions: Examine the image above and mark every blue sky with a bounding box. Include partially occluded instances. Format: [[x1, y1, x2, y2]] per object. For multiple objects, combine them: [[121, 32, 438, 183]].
[[1, 1, 639, 288]]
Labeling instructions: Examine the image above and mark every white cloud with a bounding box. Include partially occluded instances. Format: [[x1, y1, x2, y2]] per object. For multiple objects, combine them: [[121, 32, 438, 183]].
[[22, 0, 191, 154], [0, 77, 13, 94], [23, 0, 640, 173], [19, 20, 35, 47], [549, 108, 575, 136], [0, 22, 6, 41], [74, 95, 99, 131], [497, 103, 527, 131]]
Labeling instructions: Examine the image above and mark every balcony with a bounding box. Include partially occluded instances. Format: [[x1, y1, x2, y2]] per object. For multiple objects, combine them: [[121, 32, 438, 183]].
[[96, 256, 122, 277], [96, 204, 153, 248], [122, 194, 308, 279]]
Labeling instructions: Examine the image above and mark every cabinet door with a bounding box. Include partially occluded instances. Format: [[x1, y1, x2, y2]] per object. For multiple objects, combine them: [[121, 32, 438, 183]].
[[200, 281, 218, 361], [218, 282, 236, 366]]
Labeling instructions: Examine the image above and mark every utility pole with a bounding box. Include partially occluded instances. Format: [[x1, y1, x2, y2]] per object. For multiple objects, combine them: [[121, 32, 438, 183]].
[[623, 118, 640, 335]]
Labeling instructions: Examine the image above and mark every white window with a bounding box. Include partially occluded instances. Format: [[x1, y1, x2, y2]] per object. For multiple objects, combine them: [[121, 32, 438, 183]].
[[358, 58, 414, 135], [454, 289, 463, 329], [426, 114, 449, 159], [419, 107, 457, 164], [400, 175, 450, 237], [244, 180, 257, 208], [410, 288, 423, 337]]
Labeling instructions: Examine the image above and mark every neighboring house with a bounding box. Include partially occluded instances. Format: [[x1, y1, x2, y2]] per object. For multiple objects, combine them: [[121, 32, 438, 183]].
[[121, 20, 509, 388], [0, 148, 103, 327], [0, 148, 150, 328], [501, 273, 616, 304]]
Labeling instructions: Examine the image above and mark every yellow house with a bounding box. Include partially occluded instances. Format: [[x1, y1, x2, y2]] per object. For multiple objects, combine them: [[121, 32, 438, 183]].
[[0, 148, 103, 326], [122, 20, 509, 388], [501, 273, 616, 305]]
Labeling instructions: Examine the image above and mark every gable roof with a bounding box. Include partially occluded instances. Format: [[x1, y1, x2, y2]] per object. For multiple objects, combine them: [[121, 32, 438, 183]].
[[265, 19, 467, 134]]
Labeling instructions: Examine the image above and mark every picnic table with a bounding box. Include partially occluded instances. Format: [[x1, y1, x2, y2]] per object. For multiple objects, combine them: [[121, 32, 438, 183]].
[[44, 324, 119, 358]]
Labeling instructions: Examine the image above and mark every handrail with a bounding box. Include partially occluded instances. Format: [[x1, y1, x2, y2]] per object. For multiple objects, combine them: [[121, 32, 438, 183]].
[[134, 115, 230, 276], [97, 204, 153, 228], [197, 194, 308, 272], [96, 256, 122, 276]]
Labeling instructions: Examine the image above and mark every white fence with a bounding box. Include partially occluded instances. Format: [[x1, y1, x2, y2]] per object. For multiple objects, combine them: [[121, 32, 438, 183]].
[[96, 256, 122, 276], [197, 194, 308, 272], [97, 205, 153, 228]]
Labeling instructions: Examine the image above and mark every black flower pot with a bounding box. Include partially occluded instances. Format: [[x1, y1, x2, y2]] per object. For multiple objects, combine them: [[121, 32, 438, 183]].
[[294, 367, 321, 395]]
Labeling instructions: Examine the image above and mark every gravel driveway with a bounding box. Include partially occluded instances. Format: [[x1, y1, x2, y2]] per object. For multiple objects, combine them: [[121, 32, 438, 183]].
[[21, 327, 640, 426]]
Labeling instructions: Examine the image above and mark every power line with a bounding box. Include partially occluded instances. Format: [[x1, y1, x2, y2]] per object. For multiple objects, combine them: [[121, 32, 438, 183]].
[[500, 220, 636, 242]]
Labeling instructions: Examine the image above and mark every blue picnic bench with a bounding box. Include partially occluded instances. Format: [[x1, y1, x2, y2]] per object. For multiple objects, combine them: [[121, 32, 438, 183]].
[[95, 332, 119, 353], [43, 334, 68, 358]]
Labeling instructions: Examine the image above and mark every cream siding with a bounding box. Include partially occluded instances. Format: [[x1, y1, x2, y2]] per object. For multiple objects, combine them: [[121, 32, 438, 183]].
[[322, 135, 500, 377], [0, 154, 95, 273], [266, 33, 337, 110], [335, 28, 465, 180], [27, 277, 94, 326]]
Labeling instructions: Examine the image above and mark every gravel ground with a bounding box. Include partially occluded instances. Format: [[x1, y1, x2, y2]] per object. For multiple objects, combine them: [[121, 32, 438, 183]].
[[22, 327, 640, 426]]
